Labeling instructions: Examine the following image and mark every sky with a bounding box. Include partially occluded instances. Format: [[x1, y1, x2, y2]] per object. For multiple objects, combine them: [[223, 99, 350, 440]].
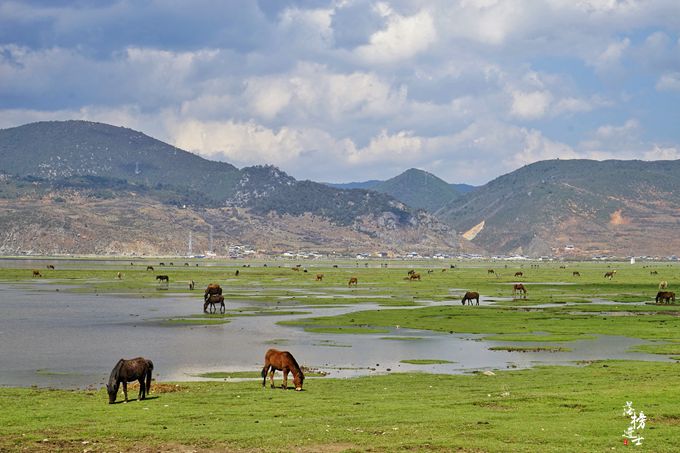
[[1, 1, 679, 185]]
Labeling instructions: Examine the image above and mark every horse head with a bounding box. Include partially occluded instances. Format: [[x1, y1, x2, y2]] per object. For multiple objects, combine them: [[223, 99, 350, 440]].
[[106, 382, 119, 404], [293, 371, 304, 391]]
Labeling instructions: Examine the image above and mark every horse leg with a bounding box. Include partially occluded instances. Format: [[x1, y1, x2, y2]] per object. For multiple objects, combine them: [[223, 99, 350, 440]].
[[282, 369, 289, 390], [269, 370, 276, 388], [122, 381, 128, 402], [261, 365, 269, 387], [220, 301, 225, 314], [138, 378, 145, 400]]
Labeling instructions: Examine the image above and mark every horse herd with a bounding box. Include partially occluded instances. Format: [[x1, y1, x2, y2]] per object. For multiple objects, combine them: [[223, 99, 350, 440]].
[[107, 348, 303, 404]]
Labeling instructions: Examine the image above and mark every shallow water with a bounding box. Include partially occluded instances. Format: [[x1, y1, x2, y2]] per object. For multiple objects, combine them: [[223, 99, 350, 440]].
[[0, 282, 668, 389]]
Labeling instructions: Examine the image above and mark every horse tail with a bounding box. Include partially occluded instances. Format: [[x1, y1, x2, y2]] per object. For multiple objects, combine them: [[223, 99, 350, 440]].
[[146, 359, 154, 393]]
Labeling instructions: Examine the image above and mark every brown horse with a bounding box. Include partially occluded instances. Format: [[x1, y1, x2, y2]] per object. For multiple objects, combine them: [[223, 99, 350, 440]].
[[146, 266, 154, 271], [348, 277, 358, 287], [32, 270, 42, 277], [315, 273, 324, 281], [656, 291, 676, 304], [409, 272, 421, 281], [203, 283, 223, 313], [46, 265, 55, 270], [205, 294, 225, 313], [514, 272, 523, 277], [261, 349, 304, 391], [573, 271, 581, 277], [513, 283, 527, 298], [604, 270, 617, 280], [487, 269, 495, 275], [156, 275, 169, 283], [461, 291, 479, 305], [106, 357, 153, 404], [189, 280, 195, 290]]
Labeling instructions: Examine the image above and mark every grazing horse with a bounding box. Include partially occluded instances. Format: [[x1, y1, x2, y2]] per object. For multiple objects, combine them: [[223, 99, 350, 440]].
[[487, 269, 495, 275], [203, 283, 223, 313], [159, 262, 165, 266], [514, 272, 523, 277], [189, 280, 195, 290], [461, 291, 480, 306], [146, 266, 154, 271], [659, 281, 668, 290], [205, 294, 225, 313], [656, 291, 676, 304], [409, 272, 421, 281], [116, 272, 122, 279], [235, 269, 239, 276], [573, 271, 581, 277], [407, 269, 416, 276], [348, 277, 358, 287], [106, 357, 153, 404], [46, 265, 55, 270], [156, 275, 169, 283], [650, 270, 658, 276], [513, 283, 527, 298], [315, 273, 324, 281], [32, 270, 42, 277], [604, 270, 617, 280], [261, 349, 304, 391]]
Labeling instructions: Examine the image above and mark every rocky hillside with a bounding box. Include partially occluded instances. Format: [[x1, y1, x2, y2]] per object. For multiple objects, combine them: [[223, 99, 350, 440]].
[[0, 121, 464, 255], [436, 159, 680, 257]]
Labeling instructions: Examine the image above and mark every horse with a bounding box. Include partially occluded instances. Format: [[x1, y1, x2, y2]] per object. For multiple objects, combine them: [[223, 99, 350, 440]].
[[116, 272, 122, 279], [46, 265, 55, 270], [650, 270, 658, 276], [407, 269, 416, 276], [348, 277, 358, 287], [315, 273, 324, 281], [205, 294, 225, 313], [204, 283, 223, 313], [156, 275, 169, 283], [32, 270, 42, 277], [604, 270, 617, 280], [513, 283, 527, 298], [261, 349, 304, 391], [461, 291, 479, 306], [106, 357, 153, 404], [146, 266, 154, 271], [159, 262, 165, 266], [572, 271, 581, 277], [291, 267, 300, 272], [659, 281, 668, 290], [409, 272, 421, 281], [656, 291, 675, 304], [487, 269, 495, 275], [235, 269, 239, 276], [189, 280, 195, 290], [514, 272, 523, 277]]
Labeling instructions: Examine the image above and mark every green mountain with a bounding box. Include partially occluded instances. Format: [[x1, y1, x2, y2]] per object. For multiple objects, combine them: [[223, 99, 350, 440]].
[[371, 168, 462, 213], [436, 159, 680, 257]]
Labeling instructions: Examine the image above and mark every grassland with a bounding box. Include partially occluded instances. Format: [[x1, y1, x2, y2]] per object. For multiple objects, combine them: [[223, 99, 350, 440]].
[[1, 257, 680, 451]]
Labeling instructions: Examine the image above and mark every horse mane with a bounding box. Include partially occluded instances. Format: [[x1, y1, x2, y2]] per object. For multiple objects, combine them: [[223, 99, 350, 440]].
[[287, 352, 304, 380], [108, 358, 125, 387]]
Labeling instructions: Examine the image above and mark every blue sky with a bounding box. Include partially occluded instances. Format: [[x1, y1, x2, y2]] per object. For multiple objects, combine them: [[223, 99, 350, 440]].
[[1, 0, 679, 184]]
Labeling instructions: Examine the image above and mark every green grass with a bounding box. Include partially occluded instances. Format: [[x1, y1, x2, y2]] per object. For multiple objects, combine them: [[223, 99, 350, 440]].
[[2, 361, 680, 452]]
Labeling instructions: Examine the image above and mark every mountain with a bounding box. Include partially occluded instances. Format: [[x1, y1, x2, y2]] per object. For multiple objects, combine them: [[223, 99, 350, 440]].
[[0, 121, 464, 255], [327, 169, 472, 213], [436, 159, 680, 257]]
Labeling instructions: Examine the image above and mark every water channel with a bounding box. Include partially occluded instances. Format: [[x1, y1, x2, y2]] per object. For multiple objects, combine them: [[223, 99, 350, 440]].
[[0, 280, 667, 389]]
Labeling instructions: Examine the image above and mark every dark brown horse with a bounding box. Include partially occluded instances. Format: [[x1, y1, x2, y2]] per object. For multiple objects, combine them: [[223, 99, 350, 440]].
[[656, 291, 676, 304], [348, 277, 358, 287], [461, 291, 479, 305], [46, 265, 55, 270], [261, 349, 304, 391], [146, 266, 154, 271], [604, 270, 617, 280], [315, 273, 324, 281], [203, 283, 223, 313], [409, 272, 421, 281], [572, 271, 581, 277], [106, 357, 153, 404], [514, 272, 523, 277], [205, 294, 225, 313], [513, 283, 527, 298], [32, 270, 42, 277], [156, 275, 169, 282]]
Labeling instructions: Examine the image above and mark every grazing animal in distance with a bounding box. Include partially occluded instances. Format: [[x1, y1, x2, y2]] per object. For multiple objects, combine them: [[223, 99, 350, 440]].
[[650, 270, 658, 275], [205, 294, 225, 313], [604, 270, 617, 280], [348, 277, 358, 287], [407, 269, 416, 276], [146, 266, 154, 271], [461, 291, 480, 306], [656, 291, 675, 304], [659, 281, 668, 290], [159, 262, 165, 266], [116, 272, 122, 279], [409, 272, 421, 281], [315, 273, 324, 281], [573, 271, 581, 277], [235, 269, 239, 276], [156, 275, 169, 283], [32, 270, 42, 277], [332, 264, 338, 268], [487, 269, 495, 275], [261, 349, 304, 391], [189, 280, 195, 290], [46, 265, 55, 270], [513, 283, 527, 298], [514, 272, 523, 277], [291, 267, 300, 272], [106, 357, 153, 404], [203, 283, 223, 313], [184, 262, 189, 266]]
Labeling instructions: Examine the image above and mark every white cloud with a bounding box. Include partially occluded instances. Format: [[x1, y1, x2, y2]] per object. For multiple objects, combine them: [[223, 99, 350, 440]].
[[656, 72, 680, 91], [510, 90, 553, 119]]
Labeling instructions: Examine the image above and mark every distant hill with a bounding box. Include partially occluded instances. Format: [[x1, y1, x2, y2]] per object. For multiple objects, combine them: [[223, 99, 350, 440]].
[[436, 159, 680, 257], [327, 169, 472, 212], [0, 121, 463, 255]]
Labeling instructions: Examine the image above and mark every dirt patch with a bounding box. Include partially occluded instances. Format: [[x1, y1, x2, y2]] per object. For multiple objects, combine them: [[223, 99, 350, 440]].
[[652, 415, 680, 426], [127, 382, 188, 394]]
